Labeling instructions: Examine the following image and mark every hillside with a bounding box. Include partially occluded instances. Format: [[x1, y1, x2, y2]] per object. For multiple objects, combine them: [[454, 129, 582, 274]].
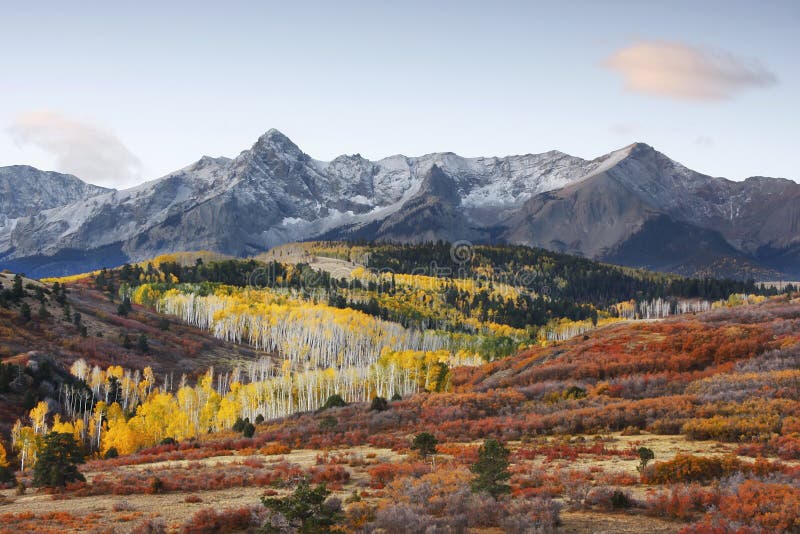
[[0, 271, 273, 436], [0, 293, 798, 532], [0, 245, 795, 533]]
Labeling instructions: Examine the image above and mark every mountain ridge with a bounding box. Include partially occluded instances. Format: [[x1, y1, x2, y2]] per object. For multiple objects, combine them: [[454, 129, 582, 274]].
[[1, 129, 797, 279]]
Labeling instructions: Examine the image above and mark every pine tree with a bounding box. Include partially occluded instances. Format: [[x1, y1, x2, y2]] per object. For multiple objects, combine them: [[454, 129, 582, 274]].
[[32, 432, 85, 488], [470, 439, 510, 498], [261, 480, 342, 533], [19, 303, 31, 323], [137, 334, 149, 353], [411, 432, 438, 458], [12, 274, 24, 300]]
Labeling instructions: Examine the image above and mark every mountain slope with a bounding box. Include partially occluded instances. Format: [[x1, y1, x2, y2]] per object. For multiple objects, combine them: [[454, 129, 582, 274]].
[[504, 143, 800, 278], [0, 165, 109, 221]]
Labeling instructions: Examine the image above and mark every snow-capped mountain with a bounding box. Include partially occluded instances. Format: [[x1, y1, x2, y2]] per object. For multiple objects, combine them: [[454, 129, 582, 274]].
[[504, 143, 800, 278], [0, 166, 109, 222], [0, 130, 798, 279]]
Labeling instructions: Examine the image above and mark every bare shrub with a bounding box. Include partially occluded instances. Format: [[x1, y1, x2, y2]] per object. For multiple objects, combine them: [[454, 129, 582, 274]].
[[500, 497, 561, 533]]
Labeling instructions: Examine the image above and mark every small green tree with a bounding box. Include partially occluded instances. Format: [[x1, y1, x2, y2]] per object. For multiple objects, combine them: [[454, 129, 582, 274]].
[[470, 439, 510, 498], [637, 447, 655, 473], [136, 333, 149, 353], [232, 417, 249, 433], [370, 396, 389, 412], [12, 274, 24, 300], [117, 297, 132, 316], [32, 432, 85, 488], [19, 303, 31, 323], [321, 394, 347, 410], [242, 422, 256, 438], [411, 432, 438, 458], [261, 480, 342, 533]]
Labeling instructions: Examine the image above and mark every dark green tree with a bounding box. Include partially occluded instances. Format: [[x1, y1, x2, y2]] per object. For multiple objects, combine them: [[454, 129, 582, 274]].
[[411, 432, 438, 458], [370, 396, 389, 412], [12, 274, 24, 300], [232, 417, 249, 433], [321, 394, 347, 410], [117, 297, 132, 316], [19, 303, 31, 323], [22, 389, 37, 410], [637, 447, 655, 473], [261, 480, 342, 533], [242, 422, 256, 438], [32, 432, 85, 488], [136, 333, 149, 353], [470, 439, 510, 498]]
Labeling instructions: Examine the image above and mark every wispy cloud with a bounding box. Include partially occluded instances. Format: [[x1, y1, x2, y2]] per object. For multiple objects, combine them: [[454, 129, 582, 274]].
[[609, 123, 639, 136], [605, 40, 777, 101], [695, 135, 715, 148], [7, 110, 142, 188]]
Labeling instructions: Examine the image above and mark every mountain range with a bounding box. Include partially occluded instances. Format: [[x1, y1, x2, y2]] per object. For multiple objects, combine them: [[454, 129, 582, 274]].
[[1, 129, 798, 279]]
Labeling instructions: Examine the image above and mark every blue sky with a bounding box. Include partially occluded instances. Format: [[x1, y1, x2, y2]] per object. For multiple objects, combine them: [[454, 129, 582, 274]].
[[1, 0, 797, 187]]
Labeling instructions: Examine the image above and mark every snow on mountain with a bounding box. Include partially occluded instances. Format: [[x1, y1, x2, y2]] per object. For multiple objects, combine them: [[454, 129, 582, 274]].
[[1, 129, 797, 279], [0, 166, 110, 222]]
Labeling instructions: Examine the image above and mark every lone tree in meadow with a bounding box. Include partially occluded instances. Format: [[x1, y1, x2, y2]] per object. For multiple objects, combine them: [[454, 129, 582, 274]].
[[261, 480, 342, 533], [411, 432, 438, 459], [32, 432, 85, 488], [637, 447, 655, 473], [471, 438, 510, 498]]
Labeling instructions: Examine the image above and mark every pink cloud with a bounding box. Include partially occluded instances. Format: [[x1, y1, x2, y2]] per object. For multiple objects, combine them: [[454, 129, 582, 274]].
[[605, 40, 777, 101], [8, 110, 141, 188]]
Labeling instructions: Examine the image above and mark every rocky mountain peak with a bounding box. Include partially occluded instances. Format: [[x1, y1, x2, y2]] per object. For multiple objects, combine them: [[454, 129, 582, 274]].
[[252, 128, 302, 155]]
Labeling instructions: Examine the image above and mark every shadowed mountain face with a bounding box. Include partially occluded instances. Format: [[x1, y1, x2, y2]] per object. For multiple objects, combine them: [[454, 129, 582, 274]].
[[0, 132, 797, 279]]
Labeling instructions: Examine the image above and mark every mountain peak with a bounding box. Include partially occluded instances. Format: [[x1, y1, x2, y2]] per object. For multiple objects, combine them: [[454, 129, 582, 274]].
[[250, 128, 303, 160], [255, 128, 297, 148]]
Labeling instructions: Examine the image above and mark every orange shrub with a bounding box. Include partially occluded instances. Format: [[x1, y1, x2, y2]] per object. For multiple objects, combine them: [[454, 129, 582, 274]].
[[645, 454, 728, 484], [308, 464, 351, 488], [179, 506, 261, 533], [718, 481, 800, 532], [368, 462, 430, 489], [260, 442, 291, 456], [646, 484, 721, 521]]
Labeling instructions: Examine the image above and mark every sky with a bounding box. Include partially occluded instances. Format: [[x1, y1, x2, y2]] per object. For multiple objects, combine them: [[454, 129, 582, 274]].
[[1, 0, 797, 188]]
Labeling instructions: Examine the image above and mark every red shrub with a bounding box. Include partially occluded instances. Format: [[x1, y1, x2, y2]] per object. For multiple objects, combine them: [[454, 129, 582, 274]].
[[368, 462, 430, 489], [179, 506, 261, 534]]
